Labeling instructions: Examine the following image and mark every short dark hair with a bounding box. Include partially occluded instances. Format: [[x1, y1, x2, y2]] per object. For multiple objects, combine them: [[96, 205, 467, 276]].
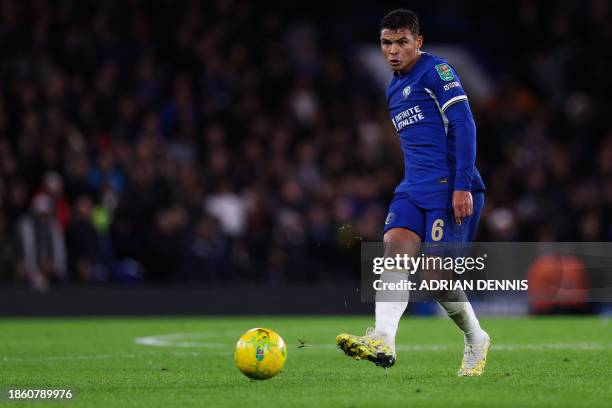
[[380, 9, 420, 36]]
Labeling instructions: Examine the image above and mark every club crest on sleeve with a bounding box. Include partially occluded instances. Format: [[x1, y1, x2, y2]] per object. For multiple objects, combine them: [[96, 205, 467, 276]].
[[402, 85, 411, 99], [435, 63, 454, 81]]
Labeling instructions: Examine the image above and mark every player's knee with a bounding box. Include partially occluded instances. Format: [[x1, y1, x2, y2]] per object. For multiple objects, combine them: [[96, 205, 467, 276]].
[[383, 228, 421, 257], [384, 228, 421, 244]]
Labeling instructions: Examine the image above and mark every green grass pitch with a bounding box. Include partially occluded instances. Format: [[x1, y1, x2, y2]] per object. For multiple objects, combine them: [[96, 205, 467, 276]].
[[1, 316, 611, 407]]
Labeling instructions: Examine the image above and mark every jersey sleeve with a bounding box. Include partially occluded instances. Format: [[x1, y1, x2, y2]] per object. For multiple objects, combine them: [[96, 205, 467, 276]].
[[426, 61, 476, 191], [445, 102, 476, 191], [426, 62, 468, 112]]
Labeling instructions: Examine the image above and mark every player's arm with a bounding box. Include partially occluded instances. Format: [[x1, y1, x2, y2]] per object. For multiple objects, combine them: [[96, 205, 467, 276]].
[[445, 101, 476, 224], [427, 62, 476, 224]]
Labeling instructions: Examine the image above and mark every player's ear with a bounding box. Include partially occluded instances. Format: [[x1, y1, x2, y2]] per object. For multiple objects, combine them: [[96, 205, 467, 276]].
[[416, 35, 423, 50]]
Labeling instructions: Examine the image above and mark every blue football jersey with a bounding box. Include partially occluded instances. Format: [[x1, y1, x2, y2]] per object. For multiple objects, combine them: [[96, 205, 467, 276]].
[[386, 52, 485, 209]]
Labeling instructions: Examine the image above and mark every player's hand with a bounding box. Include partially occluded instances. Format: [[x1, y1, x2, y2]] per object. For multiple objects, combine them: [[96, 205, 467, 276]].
[[452, 190, 473, 225]]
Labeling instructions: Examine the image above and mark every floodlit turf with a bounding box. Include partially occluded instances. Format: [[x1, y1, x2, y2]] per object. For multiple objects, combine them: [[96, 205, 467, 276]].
[[1, 316, 611, 407]]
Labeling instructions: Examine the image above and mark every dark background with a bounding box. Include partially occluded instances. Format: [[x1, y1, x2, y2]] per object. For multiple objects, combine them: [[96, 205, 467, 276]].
[[0, 0, 611, 294]]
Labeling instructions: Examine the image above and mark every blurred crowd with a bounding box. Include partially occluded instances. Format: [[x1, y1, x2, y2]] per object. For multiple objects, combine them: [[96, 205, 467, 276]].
[[0, 0, 610, 290]]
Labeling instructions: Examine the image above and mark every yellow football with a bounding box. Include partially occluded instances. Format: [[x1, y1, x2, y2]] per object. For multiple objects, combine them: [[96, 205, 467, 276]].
[[234, 327, 287, 380]]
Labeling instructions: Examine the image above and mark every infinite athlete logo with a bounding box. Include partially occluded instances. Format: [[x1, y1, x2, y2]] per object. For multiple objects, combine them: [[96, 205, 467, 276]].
[[391, 105, 425, 131]]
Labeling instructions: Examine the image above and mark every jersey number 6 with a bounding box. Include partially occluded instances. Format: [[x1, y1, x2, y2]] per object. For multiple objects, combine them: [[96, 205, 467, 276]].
[[431, 219, 444, 241]]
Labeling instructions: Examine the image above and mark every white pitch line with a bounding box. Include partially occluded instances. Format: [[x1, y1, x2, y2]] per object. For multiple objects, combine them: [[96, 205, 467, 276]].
[[133, 333, 612, 351], [3, 339, 611, 363], [491, 343, 612, 351], [134, 332, 228, 348]]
